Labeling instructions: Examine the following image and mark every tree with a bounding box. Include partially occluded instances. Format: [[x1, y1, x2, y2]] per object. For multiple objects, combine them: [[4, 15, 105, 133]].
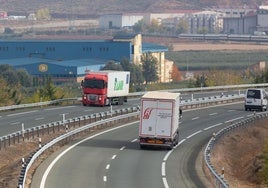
[[255, 68, 268, 83], [133, 19, 146, 33], [31, 77, 64, 102], [148, 18, 163, 33], [17, 68, 32, 87], [4, 27, 14, 34], [0, 65, 32, 87], [176, 19, 188, 34], [119, 58, 145, 91], [141, 53, 158, 84], [36, 8, 51, 20], [202, 70, 243, 86], [171, 64, 182, 82], [0, 78, 10, 105], [197, 27, 208, 34]]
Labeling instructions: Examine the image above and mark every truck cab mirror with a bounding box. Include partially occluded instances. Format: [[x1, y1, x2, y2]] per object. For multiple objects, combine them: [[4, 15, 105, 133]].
[[81, 80, 84, 87]]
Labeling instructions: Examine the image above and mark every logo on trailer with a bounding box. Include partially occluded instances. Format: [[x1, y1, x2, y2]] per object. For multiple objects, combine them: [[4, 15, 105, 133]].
[[114, 78, 124, 91], [143, 108, 153, 119]]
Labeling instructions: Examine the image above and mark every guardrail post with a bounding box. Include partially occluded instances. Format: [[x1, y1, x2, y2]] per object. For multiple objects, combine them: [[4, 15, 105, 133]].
[[31, 128, 34, 139], [8, 135, 11, 146], [3, 136, 6, 149], [16, 133, 19, 144], [12, 134, 15, 145], [37, 127, 40, 138], [39, 138, 42, 148], [47, 124, 50, 135], [221, 167, 225, 179], [42, 125, 45, 136]]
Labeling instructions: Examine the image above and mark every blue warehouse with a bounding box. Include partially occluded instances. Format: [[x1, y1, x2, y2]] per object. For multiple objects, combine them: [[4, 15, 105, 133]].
[[0, 34, 171, 84]]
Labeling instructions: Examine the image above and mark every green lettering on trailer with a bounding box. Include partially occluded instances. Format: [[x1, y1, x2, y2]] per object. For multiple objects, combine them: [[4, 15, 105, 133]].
[[114, 79, 124, 91]]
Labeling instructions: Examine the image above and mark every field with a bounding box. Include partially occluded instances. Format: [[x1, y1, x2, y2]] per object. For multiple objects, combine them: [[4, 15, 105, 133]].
[[142, 36, 268, 71]]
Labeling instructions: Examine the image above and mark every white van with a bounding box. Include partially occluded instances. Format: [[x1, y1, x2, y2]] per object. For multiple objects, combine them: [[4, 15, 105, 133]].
[[244, 88, 268, 111]]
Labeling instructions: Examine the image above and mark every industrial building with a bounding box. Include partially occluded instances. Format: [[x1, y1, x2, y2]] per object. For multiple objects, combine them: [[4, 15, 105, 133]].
[[0, 34, 172, 84]]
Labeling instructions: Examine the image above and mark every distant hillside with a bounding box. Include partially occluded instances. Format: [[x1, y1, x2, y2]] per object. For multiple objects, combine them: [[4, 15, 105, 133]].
[[0, 0, 267, 18]]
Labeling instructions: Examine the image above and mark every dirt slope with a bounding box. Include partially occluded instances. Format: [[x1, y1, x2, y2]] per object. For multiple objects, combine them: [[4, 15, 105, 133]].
[[211, 117, 268, 188]]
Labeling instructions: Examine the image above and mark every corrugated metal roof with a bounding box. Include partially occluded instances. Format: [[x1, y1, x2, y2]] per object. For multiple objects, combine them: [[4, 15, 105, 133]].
[[49, 58, 111, 67], [142, 42, 168, 53], [0, 57, 53, 66]]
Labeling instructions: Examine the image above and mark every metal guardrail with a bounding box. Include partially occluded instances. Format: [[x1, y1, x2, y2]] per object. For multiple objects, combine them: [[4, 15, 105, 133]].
[[1, 93, 244, 152], [17, 107, 140, 188], [1, 83, 267, 112], [204, 111, 268, 188], [12, 93, 245, 188], [0, 98, 79, 112]]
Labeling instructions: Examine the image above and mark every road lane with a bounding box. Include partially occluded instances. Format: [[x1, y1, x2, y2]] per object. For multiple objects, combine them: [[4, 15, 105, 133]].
[[30, 102, 256, 188]]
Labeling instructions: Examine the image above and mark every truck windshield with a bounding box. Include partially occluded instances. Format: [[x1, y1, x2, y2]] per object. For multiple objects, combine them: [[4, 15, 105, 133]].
[[83, 79, 104, 89], [247, 90, 261, 99]]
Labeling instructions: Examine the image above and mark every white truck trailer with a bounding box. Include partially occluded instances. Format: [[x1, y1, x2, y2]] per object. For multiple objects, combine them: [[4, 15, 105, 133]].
[[139, 91, 181, 149]]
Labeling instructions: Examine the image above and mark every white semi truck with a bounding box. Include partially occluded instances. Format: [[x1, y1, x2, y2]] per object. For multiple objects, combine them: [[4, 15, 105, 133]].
[[139, 91, 181, 149]]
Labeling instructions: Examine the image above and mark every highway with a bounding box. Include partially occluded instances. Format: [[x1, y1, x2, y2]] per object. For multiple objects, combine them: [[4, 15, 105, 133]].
[[29, 101, 254, 188], [0, 90, 235, 137], [0, 100, 139, 137]]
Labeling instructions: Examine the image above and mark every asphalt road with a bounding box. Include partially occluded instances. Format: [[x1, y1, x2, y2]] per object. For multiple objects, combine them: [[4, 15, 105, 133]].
[[30, 102, 254, 188], [0, 89, 244, 137]]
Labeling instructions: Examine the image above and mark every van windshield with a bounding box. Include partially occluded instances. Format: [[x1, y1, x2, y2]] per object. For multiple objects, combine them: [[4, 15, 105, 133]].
[[247, 89, 261, 99]]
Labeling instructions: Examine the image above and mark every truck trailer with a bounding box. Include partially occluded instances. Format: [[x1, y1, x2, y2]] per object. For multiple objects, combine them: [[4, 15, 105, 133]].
[[81, 70, 130, 106], [139, 91, 181, 149]]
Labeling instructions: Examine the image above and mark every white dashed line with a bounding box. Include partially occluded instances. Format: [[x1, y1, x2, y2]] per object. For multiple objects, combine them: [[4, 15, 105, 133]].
[[35, 117, 44, 121], [120, 146, 125, 151], [10, 122, 20, 125], [228, 110, 236, 112], [161, 162, 166, 176], [105, 164, 110, 170], [45, 106, 75, 111], [7, 110, 38, 117], [103, 176, 107, 182], [162, 177, 169, 188], [131, 138, 138, 142], [209, 113, 217, 116], [112, 155, 116, 159], [191, 117, 199, 120]]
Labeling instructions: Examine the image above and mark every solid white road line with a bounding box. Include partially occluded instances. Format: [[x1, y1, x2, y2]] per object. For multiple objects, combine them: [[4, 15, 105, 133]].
[[186, 130, 202, 139], [40, 121, 138, 188], [203, 123, 223, 130]]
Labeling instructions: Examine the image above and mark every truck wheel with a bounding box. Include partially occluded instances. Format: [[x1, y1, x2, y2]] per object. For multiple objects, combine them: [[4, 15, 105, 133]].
[[119, 97, 124, 105], [167, 143, 173, 150]]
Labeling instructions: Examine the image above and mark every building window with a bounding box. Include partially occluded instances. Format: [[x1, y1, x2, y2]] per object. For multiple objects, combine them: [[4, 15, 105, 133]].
[[46, 47, 55, 51], [100, 47, 109, 52], [16, 46, 25, 51], [0, 46, 8, 51], [83, 47, 92, 52]]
